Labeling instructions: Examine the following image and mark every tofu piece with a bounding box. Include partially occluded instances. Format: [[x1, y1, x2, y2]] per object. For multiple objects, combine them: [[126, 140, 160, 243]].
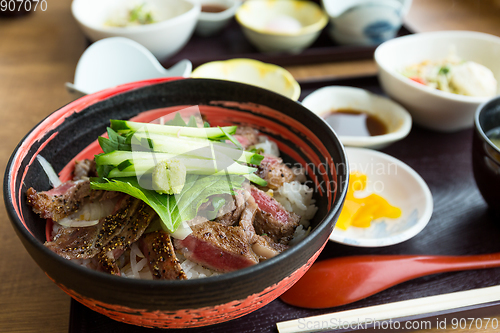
[[449, 61, 498, 97]]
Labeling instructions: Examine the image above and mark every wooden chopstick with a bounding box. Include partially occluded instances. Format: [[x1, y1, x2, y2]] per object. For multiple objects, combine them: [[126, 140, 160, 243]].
[[276, 285, 500, 333]]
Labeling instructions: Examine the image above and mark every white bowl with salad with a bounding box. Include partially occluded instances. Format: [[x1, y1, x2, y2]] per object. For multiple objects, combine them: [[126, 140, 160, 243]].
[[71, 0, 201, 60], [375, 31, 500, 132]]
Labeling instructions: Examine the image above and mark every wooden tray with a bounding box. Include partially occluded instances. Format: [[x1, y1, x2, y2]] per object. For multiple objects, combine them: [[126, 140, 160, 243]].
[[68, 75, 500, 333], [161, 21, 412, 68]]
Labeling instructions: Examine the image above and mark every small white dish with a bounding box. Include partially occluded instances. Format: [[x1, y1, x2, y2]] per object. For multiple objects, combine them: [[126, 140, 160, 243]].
[[71, 0, 200, 60], [301, 86, 412, 149], [235, 0, 327, 53], [194, 0, 241, 37], [330, 147, 433, 247], [66, 37, 192, 96]]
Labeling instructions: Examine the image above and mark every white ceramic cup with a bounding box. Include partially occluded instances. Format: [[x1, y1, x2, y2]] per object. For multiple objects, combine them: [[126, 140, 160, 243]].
[[322, 0, 411, 45]]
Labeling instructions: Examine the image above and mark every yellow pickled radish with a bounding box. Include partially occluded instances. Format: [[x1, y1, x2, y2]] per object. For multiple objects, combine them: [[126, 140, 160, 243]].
[[337, 172, 402, 230]]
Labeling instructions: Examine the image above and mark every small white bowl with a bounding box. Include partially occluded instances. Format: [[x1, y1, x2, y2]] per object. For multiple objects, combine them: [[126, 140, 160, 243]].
[[194, 0, 241, 37], [66, 37, 192, 96], [191, 58, 300, 100], [235, 0, 328, 53], [321, 0, 411, 46], [330, 147, 433, 247], [301, 86, 412, 149], [71, 0, 201, 60], [375, 31, 500, 132]]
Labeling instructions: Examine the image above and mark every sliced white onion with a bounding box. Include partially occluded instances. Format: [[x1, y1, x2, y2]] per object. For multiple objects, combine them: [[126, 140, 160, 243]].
[[37, 155, 62, 187], [55, 199, 117, 228], [73, 200, 117, 221], [57, 218, 99, 228], [135, 258, 148, 272]]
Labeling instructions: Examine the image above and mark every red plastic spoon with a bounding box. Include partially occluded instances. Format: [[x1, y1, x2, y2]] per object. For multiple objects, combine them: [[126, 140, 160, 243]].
[[280, 253, 500, 309]]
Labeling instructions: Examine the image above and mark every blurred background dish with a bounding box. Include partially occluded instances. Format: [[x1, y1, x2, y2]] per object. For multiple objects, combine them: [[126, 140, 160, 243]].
[[66, 37, 192, 96], [330, 147, 433, 247], [235, 0, 327, 53], [473, 95, 500, 217], [375, 31, 500, 132], [191, 58, 300, 100], [71, 0, 201, 60], [194, 0, 241, 37], [302, 86, 411, 149], [321, 0, 411, 46]]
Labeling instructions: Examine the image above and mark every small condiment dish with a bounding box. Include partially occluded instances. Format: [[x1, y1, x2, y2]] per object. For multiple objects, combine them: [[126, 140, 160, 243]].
[[191, 58, 300, 100], [301, 86, 412, 149], [375, 31, 500, 132], [71, 0, 201, 60], [65, 37, 192, 96], [235, 0, 327, 53], [321, 0, 411, 46], [194, 0, 241, 37], [330, 147, 433, 247]]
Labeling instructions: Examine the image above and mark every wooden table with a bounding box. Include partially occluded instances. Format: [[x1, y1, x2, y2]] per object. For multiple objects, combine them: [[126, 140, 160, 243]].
[[1, 0, 500, 332]]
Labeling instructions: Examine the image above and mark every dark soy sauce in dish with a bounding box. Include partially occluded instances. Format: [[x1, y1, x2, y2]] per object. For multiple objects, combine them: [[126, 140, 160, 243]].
[[323, 109, 388, 137], [201, 4, 227, 13]]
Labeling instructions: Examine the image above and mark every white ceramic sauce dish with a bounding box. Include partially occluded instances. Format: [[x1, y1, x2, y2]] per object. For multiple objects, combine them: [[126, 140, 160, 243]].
[[66, 37, 192, 96], [302, 86, 412, 149], [194, 0, 241, 37], [330, 147, 433, 247]]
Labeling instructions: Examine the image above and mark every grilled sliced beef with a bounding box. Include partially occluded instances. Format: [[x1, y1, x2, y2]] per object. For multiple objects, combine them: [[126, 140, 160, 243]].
[[97, 249, 124, 276], [95, 202, 156, 275], [27, 179, 91, 222], [250, 187, 300, 244], [234, 126, 260, 149], [73, 159, 97, 180], [45, 197, 145, 259], [174, 221, 259, 272], [256, 155, 295, 190], [139, 231, 187, 280], [214, 191, 246, 227]]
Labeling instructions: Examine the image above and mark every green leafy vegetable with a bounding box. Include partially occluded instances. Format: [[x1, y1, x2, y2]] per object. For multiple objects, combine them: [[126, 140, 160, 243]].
[[90, 174, 245, 234], [92, 114, 268, 235]]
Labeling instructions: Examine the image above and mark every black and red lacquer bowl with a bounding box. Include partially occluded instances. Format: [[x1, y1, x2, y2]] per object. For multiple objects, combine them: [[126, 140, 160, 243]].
[[473, 95, 500, 217], [4, 78, 348, 328]]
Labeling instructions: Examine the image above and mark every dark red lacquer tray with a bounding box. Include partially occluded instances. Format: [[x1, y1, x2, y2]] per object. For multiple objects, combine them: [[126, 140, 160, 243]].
[[69, 76, 500, 333]]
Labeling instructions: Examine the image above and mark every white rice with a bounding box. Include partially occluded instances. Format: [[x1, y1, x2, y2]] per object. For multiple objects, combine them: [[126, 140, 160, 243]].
[[274, 181, 318, 227], [119, 245, 220, 280], [254, 136, 280, 157], [178, 253, 220, 279]]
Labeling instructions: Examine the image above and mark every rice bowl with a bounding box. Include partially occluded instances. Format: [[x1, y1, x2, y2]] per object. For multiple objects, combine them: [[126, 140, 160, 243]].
[[4, 78, 347, 328]]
